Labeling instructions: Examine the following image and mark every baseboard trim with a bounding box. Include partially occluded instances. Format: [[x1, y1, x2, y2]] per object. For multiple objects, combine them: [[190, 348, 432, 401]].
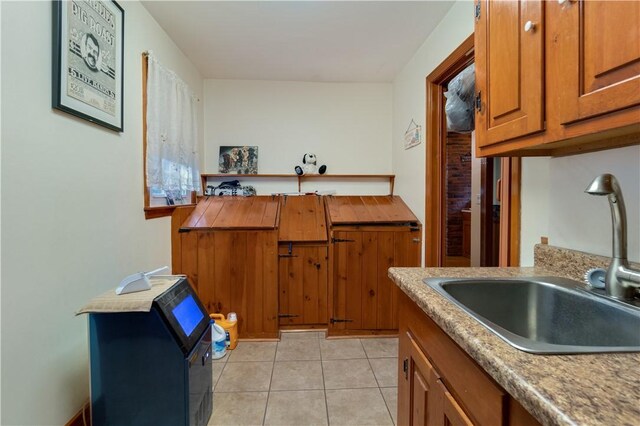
[[65, 402, 90, 426]]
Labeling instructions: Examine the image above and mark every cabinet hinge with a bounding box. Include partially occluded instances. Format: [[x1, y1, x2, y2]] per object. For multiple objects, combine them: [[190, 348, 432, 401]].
[[474, 1, 481, 21], [331, 238, 355, 244], [278, 313, 300, 319], [403, 358, 409, 379], [475, 91, 482, 112], [279, 242, 299, 257], [330, 317, 354, 324]]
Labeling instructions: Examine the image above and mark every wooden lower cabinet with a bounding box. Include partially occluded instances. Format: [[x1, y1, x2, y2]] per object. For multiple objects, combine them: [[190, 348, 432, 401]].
[[278, 244, 328, 326], [176, 228, 279, 339], [172, 197, 280, 339], [330, 227, 421, 334], [398, 292, 539, 426]]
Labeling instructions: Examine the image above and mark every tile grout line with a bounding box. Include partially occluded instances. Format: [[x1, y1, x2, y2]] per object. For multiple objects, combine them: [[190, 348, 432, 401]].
[[320, 335, 332, 426], [362, 339, 396, 426], [261, 340, 278, 426], [212, 358, 226, 392]]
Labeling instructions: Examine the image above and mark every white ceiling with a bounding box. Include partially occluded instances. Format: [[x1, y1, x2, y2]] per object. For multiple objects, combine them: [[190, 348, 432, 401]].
[[141, 1, 455, 82]]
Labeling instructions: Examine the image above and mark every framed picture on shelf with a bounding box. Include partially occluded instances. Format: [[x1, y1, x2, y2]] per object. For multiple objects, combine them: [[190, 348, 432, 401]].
[[52, 0, 124, 132], [218, 146, 258, 174]]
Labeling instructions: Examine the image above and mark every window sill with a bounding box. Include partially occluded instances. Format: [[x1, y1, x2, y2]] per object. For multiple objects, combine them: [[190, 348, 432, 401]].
[[144, 204, 196, 220]]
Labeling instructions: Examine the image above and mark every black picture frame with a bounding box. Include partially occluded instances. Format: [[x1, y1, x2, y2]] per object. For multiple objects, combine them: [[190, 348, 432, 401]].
[[52, 0, 124, 132]]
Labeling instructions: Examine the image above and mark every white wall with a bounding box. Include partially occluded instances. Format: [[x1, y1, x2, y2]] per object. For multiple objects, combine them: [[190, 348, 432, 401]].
[[392, 1, 474, 228], [203, 79, 393, 195], [392, 0, 640, 267], [392, 0, 474, 263], [520, 157, 550, 265], [0, 1, 203, 424], [520, 145, 640, 265]]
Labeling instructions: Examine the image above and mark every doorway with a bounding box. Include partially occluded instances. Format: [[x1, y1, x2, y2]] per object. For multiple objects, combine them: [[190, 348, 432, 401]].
[[424, 34, 520, 267]]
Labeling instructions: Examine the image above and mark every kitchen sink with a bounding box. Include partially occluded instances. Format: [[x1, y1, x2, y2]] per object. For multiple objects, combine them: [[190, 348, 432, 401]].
[[423, 276, 640, 354]]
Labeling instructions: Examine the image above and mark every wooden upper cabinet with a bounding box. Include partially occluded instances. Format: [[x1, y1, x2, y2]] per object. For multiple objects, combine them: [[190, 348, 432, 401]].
[[475, 0, 545, 147], [556, 0, 640, 123]]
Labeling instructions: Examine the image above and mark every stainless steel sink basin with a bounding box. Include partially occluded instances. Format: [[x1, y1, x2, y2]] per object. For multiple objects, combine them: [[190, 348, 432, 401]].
[[423, 276, 640, 354]]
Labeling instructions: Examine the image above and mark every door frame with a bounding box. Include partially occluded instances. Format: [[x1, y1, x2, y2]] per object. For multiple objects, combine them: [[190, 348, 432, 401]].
[[424, 34, 521, 267]]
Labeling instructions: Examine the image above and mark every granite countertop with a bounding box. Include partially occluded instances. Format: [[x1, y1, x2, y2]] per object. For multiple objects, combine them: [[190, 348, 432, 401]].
[[388, 261, 640, 426]]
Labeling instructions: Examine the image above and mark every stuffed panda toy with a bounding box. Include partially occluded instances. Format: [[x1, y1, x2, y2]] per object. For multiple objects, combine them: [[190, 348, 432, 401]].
[[295, 153, 327, 175]]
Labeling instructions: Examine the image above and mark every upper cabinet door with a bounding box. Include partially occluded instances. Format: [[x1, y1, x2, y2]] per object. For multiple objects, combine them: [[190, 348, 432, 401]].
[[475, 0, 545, 147], [556, 0, 640, 124]]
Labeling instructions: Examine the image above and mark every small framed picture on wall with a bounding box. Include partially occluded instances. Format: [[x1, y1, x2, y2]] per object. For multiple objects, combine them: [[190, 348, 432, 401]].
[[52, 0, 125, 132], [219, 146, 259, 174]]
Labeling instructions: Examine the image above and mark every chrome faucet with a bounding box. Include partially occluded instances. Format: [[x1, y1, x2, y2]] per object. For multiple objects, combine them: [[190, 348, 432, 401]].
[[585, 173, 640, 300]]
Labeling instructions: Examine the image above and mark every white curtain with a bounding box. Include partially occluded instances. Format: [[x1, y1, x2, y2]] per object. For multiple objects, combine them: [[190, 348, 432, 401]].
[[146, 52, 200, 194]]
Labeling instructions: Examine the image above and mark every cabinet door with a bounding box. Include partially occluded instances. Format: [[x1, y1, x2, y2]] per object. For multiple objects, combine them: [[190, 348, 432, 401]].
[[332, 230, 421, 330], [555, 0, 640, 123], [475, 0, 544, 146], [440, 380, 475, 426], [278, 245, 328, 326], [203, 231, 278, 338], [399, 332, 445, 426]]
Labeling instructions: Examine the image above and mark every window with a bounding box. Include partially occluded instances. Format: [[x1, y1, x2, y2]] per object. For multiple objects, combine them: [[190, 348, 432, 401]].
[[142, 52, 200, 219]]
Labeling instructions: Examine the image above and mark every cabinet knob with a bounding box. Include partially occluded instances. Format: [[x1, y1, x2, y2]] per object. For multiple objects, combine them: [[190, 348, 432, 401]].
[[524, 21, 536, 32]]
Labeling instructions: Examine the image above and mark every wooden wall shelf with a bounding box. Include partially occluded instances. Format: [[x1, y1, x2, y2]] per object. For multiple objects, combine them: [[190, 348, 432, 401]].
[[201, 173, 396, 195]]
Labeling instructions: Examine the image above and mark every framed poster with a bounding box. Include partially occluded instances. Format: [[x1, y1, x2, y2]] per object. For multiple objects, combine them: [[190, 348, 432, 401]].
[[52, 0, 124, 132], [218, 146, 258, 174]]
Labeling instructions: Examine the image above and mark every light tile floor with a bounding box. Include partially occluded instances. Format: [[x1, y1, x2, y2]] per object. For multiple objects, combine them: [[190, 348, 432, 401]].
[[209, 332, 398, 426]]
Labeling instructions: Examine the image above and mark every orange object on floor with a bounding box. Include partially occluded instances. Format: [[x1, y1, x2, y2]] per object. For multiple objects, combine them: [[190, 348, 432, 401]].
[[210, 313, 238, 349]]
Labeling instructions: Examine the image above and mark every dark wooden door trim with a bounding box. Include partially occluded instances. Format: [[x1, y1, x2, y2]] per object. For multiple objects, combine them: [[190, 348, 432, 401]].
[[425, 34, 521, 267]]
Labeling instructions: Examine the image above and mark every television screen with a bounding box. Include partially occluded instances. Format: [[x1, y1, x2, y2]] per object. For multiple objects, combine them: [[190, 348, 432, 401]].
[[172, 294, 204, 337]]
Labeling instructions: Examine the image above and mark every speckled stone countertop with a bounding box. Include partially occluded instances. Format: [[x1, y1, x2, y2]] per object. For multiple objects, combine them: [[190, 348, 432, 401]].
[[388, 245, 640, 426]]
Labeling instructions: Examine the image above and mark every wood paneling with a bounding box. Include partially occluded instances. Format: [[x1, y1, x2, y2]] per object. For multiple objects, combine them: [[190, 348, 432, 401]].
[[180, 196, 280, 230], [331, 228, 421, 333], [180, 231, 199, 292], [325, 196, 418, 225], [172, 206, 279, 338], [278, 245, 328, 325], [278, 195, 328, 242], [475, 0, 545, 146], [171, 206, 195, 273], [203, 230, 278, 338]]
